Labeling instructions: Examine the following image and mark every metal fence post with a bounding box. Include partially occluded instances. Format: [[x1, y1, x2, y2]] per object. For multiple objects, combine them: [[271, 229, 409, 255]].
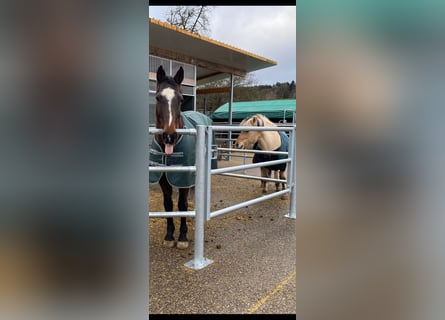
[[285, 126, 296, 219], [206, 126, 213, 221], [184, 125, 213, 270], [228, 73, 234, 161]]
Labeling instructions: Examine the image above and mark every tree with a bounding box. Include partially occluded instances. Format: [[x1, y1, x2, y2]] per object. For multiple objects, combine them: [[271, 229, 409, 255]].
[[196, 80, 296, 114], [198, 72, 258, 89], [165, 6, 214, 36]]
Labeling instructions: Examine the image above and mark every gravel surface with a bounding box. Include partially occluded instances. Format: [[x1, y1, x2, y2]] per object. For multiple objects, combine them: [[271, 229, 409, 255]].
[[149, 156, 296, 314]]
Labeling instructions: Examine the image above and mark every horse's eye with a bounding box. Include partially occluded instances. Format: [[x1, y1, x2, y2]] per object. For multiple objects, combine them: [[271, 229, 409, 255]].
[[156, 95, 161, 102]]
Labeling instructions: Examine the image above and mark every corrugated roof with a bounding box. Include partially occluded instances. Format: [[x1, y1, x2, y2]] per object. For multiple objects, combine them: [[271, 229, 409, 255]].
[[149, 18, 277, 85], [211, 99, 296, 121]]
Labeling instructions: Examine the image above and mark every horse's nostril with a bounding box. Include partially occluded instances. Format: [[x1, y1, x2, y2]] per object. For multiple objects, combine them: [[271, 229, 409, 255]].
[[162, 133, 171, 144], [162, 132, 178, 145]]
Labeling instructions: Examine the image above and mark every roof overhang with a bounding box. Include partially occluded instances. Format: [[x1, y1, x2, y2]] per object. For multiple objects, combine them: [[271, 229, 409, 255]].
[[149, 18, 277, 85]]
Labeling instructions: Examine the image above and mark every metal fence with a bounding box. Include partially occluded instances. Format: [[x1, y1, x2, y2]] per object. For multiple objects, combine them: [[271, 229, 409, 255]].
[[148, 124, 296, 270]]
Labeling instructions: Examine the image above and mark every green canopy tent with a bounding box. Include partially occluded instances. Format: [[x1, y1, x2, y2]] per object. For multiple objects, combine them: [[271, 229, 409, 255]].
[[210, 99, 296, 123]]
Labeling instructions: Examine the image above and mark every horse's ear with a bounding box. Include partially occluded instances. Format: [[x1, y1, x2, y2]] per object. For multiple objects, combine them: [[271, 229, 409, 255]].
[[252, 115, 263, 126], [174, 67, 184, 85], [157, 65, 166, 83]]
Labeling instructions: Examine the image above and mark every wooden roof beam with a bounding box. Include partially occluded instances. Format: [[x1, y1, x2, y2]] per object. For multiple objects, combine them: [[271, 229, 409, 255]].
[[196, 87, 231, 94]]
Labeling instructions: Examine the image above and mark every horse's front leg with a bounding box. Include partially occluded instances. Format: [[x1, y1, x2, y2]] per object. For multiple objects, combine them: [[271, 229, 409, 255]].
[[274, 170, 280, 191], [280, 170, 289, 200], [160, 175, 175, 248], [177, 188, 190, 249], [260, 167, 269, 194]]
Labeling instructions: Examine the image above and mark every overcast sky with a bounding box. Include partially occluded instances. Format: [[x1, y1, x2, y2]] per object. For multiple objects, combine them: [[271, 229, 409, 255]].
[[149, 6, 296, 85]]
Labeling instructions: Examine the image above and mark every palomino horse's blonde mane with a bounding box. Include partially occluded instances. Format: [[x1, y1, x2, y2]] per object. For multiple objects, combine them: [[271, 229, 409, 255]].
[[240, 114, 277, 127]]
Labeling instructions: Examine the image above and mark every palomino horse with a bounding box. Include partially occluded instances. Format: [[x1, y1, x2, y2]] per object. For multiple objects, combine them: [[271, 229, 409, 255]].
[[149, 65, 214, 249], [234, 114, 289, 200]]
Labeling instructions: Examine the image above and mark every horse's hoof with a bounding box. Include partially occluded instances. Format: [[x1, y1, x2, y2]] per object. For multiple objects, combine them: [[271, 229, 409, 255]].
[[163, 240, 176, 248], [281, 194, 289, 200], [176, 241, 189, 250]]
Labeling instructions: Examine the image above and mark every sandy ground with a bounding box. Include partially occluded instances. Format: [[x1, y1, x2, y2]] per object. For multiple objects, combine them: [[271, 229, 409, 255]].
[[148, 154, 296, 314]]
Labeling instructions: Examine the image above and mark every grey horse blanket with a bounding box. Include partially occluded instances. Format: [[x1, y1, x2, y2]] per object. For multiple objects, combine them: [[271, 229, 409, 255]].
[[149, 111, 217, 188], [253, 131, 289, 171]]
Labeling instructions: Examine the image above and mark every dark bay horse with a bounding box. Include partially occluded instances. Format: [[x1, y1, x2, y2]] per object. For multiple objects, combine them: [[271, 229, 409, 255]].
[[234, 114, 289, 200], [149, 65, 214, 249]]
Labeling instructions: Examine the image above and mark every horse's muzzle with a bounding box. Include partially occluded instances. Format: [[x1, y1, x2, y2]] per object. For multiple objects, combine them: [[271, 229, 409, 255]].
[[234, 142, 244, 149], [162, 132, 178, 145]]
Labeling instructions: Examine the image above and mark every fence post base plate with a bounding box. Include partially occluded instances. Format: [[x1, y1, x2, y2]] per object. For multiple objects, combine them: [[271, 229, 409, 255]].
[[184, 258, 213, 270]]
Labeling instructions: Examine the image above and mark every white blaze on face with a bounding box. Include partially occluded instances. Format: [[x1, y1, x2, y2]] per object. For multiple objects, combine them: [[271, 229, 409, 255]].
[[160, 87, 175, 126]]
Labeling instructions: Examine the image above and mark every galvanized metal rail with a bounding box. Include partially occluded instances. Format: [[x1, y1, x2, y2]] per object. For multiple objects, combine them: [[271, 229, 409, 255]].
[[148, 124, 296, 270]]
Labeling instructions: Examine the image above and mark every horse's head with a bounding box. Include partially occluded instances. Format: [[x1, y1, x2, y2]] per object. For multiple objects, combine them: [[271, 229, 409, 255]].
[[234, 115, 265, 149], [155, 65, 184, 154]]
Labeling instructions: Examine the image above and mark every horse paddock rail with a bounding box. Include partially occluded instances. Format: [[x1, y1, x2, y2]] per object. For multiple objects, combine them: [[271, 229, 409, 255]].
[[149, 124, 296, 270]]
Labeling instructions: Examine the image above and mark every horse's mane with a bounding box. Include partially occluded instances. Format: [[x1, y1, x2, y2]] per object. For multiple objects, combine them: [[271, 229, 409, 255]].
[[256, 114, 276, 127], [241, 114, 276, 127]]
